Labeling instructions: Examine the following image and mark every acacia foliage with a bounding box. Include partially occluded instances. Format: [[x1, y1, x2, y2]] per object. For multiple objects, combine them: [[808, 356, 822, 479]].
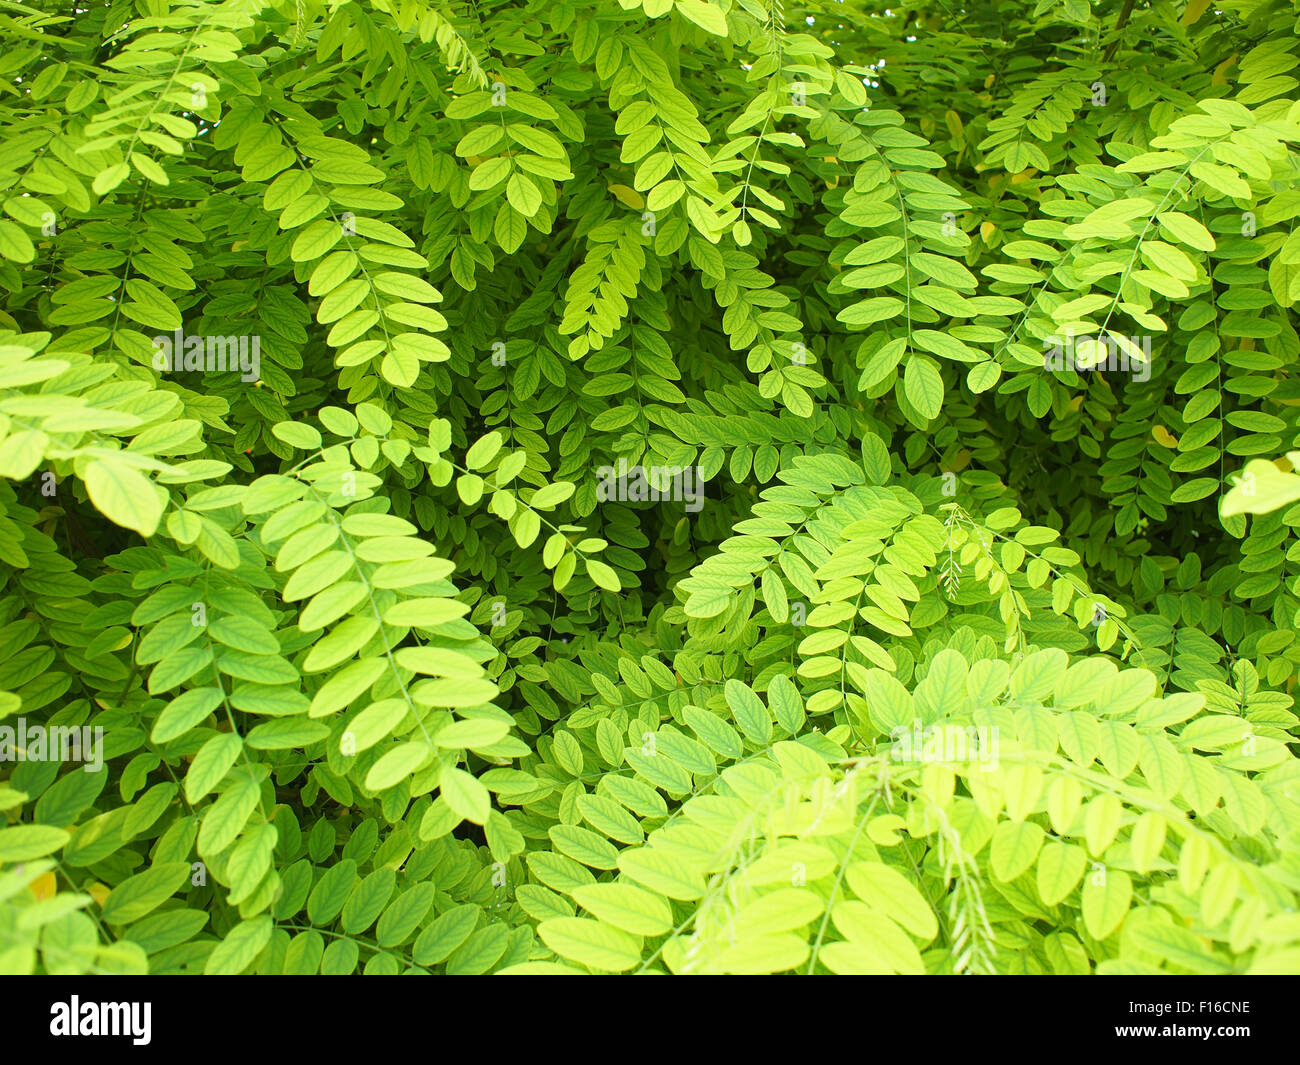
[[1, 0, 1300, 976]]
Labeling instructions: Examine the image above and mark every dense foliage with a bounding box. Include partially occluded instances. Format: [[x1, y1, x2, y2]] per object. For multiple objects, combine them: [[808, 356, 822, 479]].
[[2, 0, 1300, 976]]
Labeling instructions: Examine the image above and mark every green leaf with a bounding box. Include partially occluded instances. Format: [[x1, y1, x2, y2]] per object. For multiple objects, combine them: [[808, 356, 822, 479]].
[[903, 356, 944, 420], [1082, 869, 1131, 939], [1036, 841, 1087, 906], [585, 557, 621, 592], [84, 459, 164, 537], [466, 431, 503, 470], [570, 883, 673, 936], [101, 862, 191, 924], [413, 904, 479, 965], [204, 915, 273, 974], [0, 825, 69, 862], [1221, 459, 1300, 517], [364, 742, 432, 791], [991, 820, 1045, 881], [538, 916, 642, 972], [675, 0, 729, 35], [440, 767, 491, 825], [185, 733, 244, 802], [506, 172, 543, 217]]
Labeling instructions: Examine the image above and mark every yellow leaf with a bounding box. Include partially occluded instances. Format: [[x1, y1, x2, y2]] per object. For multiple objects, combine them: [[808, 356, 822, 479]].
[[30, 871, 57, 901], [608, 184, 644, 209], [980, 221, 996, 242], [88, 882, 110, 907], [1212, 55, 1237, 86], [1152, 425, 1179, 448]]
